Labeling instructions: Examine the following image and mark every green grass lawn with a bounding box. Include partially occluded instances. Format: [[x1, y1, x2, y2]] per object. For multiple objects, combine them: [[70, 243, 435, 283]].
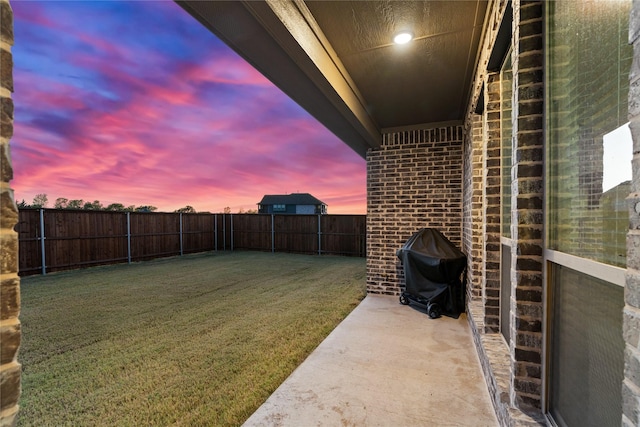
[[18, 251, 366, 426]]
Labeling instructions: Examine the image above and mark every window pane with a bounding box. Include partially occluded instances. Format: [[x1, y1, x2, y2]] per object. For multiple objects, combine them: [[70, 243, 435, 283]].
[[501, 52, 512, 239], [500, 243, 511, 343], [549, 264, 624, 427], [546, 0, 632, 267]]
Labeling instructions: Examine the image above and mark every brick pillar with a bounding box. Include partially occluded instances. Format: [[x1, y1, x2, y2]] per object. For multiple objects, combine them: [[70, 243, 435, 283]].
[[484, 74, 501, 333], [0, 1, 20, 425], [367, 126, 463, 295], [623, 1, 640, 425], [509, 0, 544, 412], [463, 114, 484, 300]]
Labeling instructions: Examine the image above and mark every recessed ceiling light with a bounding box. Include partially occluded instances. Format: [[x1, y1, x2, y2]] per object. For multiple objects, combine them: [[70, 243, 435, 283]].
[[394, 31, 413, 45]]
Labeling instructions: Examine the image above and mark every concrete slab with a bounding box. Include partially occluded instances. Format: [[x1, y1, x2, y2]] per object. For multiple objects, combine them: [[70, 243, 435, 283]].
[[243, 295, 498, 427]]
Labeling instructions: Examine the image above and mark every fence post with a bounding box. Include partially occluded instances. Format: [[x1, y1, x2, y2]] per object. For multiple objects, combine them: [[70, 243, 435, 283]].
[[318, 214, 322, 255], [126, 212, 132, 264], [223, 213, 226, 251], [179, 212, 184, 256], [39, 208, 46, 275], [230, 213, 234, 251], [214, 214, 218, 251], [271, 214, 275, 253]]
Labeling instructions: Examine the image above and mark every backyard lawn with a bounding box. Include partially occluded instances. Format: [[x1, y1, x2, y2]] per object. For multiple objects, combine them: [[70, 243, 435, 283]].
[[18, 251, 366, 426]]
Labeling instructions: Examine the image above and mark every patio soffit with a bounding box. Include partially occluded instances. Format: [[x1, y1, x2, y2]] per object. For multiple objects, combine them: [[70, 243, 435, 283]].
[[176, 0, 488, 158]]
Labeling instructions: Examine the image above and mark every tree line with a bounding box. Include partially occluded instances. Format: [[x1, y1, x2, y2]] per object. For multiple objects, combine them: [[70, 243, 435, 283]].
[[17, 194, 257, 214], [20, 193, 176, 213]]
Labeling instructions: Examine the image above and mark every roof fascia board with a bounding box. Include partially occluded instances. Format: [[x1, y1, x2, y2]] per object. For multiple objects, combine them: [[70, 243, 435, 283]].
[[465, 0, 509, 121], [456, 0, 490, 123], [265, 1, 376, 134], [176, 0, 380, 158], [245, 0, 380, 150]]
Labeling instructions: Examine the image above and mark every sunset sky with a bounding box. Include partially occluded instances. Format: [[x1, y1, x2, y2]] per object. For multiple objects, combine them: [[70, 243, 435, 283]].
[[11, 1, 367, 214]]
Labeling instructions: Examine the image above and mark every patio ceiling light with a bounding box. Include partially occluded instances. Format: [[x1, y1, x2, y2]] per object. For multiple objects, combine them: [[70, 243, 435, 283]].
[[393, 31, 413, 45]]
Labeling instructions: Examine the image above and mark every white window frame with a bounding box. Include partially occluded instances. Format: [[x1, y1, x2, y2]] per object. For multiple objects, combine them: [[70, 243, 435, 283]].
[[544, 249, 625, 288]]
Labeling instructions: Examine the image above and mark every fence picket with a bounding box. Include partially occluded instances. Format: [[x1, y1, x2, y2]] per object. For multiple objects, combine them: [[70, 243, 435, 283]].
[[318, 214, 321, 255], [179, 212, 183, 256], [39, 208, 46, 275], [126, 212, 131, 264]]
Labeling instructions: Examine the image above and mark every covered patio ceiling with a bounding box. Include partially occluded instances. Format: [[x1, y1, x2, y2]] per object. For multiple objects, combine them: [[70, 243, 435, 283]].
[[176, 1, 489, 158]]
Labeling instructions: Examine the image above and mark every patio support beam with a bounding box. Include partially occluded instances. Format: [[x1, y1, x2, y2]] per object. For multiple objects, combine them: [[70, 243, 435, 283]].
[[176, 0, 381, 158]]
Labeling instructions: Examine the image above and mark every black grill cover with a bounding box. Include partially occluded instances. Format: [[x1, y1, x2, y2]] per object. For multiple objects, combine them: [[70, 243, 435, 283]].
[[397, 228, 467, 317]]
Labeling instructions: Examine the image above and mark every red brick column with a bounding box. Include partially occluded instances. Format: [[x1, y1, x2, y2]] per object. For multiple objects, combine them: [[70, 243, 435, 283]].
[[0, 1, 20, 425], [509, 0, 544, 412], [463, 114, 484, 300], [484, 73, 501, 333]]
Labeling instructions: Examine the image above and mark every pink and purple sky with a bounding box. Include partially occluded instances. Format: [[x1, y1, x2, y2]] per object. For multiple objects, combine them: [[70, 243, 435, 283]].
[[11, 1, 366, 214]]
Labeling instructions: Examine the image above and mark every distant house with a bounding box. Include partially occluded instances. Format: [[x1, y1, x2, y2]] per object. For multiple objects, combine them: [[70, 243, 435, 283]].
[[258, 193, 327, 214]]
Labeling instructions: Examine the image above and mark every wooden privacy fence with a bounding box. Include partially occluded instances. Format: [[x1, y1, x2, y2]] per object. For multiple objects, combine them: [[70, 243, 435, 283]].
[[17, 209, 366, 276]]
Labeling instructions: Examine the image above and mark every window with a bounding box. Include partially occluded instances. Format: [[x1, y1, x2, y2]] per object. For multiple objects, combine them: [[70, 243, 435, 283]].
[[547, 0, 632, 268], [273, 204, 286, 212], [549, 264, 624, 427], [501, 50, 513, 240], [500, 49, 513, 344], [545, 1, 631, 425]]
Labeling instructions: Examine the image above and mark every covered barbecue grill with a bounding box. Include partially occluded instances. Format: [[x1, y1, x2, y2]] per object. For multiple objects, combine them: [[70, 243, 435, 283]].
[[396, 228, 467, 318]]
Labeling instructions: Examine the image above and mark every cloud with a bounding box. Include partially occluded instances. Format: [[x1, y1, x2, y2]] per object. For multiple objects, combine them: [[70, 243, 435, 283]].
[[10, 1, 366, 214]]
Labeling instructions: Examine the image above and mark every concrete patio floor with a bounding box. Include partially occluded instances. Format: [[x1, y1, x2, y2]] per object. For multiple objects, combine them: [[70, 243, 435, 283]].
[[243, 294, 498, 427]]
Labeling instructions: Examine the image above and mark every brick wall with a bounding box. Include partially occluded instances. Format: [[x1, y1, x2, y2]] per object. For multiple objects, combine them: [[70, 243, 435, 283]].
[[0, 1, 20, 426], [462, 1, 547, 424], [367, 126, 463, 295], [623, 1, 640, 425], [509, 0, 544, 412], [462, 115, 484, 301]]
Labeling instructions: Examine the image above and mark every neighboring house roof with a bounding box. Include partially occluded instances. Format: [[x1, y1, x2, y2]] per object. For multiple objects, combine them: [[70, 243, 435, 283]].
[[603, 180, 631, 196], [259, 193, 326, 206]]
